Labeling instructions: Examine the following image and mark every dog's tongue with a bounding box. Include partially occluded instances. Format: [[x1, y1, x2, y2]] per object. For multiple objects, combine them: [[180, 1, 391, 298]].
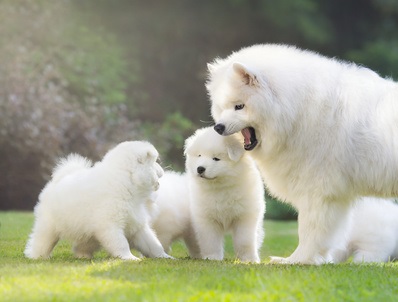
[[241, 128, 251, 145]]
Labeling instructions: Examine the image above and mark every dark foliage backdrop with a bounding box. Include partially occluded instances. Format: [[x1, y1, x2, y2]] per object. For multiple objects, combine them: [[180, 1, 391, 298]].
[[1, 0, 397, 218]]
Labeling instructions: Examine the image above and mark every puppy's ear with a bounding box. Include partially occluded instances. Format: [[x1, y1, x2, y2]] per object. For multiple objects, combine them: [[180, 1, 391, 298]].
[[184, 128, 202, 156], [227, 142, 245, 162], [183, 135, 194, 156], [207, 63, 215, 73], [137, 150, 155, 164], [233, 62, 259, 87]]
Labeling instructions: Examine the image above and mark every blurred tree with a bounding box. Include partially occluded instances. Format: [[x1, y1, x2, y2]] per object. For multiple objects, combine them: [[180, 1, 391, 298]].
[[75, 0, 337, 123], [0, 0, 139, 210], [264, 195, 298, 220], [320, 0, 398, 78], [142, 112, 196, 171], [257, 0, 334, 46], [347, 40, 398, 79]]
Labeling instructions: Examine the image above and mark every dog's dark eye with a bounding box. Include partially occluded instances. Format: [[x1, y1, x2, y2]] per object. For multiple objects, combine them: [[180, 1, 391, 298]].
[[198, 154, 201, 157], [235, 104, 245, 110], [213, 157, 220, 161]]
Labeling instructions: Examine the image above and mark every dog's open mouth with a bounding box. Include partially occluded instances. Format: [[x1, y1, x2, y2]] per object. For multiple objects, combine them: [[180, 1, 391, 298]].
[[241, 127, 258, 151]]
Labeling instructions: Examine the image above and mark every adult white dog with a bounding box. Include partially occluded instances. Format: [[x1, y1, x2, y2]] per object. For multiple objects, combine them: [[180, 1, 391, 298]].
[[150, 171, 201, 258], [25, 141, 172, 260], [185, 127, 265, 263], [333, 198, 398, 263], [207, 44, 398, 264]]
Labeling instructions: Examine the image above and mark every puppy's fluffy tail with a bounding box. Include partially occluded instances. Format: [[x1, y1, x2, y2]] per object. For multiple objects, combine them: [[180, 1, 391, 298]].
[[51, 154, 92, 183]]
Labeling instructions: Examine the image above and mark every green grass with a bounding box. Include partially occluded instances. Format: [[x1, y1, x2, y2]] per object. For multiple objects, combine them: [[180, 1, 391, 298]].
[[0, 212, 397, 301]]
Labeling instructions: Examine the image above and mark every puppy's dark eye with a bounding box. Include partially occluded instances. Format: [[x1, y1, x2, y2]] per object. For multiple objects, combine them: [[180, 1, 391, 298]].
[[213, 157, 220, 161], [198, 154, 201, 157], [235, 104, 245, 110]]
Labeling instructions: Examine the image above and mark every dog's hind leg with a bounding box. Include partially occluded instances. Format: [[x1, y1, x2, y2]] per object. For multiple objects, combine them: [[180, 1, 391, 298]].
[[95, 228, 139, 260], [132, 225, 173, 259], [24, 222, 59, 259]]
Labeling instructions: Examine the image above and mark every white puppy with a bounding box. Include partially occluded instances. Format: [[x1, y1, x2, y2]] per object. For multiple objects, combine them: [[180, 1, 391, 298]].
[[208, 44, 398, 264], [150, 171, 201, 258], [334, 198, 398, 263], [25, 141, 172, 260], [185, 127, 265, 263]]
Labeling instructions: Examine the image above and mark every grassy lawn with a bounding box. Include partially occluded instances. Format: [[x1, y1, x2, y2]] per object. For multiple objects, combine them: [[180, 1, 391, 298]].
[[0, 212, 397, 301]]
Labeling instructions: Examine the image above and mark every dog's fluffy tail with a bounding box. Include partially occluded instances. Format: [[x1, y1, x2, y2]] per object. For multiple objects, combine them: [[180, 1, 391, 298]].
[[51, 154, 92, 183]]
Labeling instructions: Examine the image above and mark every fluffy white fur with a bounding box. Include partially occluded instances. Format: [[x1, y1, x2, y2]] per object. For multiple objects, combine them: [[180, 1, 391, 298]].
[[150, 171, 201, 258], [207, 44, 398, 264], [185, 127, 265, 263], [334, 198, 398, 263], [25, 141, 172, 260]]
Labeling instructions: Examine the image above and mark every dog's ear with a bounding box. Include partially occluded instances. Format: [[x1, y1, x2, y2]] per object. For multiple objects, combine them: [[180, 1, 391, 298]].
[[233, 62, 259, 87], [227, 142, 245, 162]]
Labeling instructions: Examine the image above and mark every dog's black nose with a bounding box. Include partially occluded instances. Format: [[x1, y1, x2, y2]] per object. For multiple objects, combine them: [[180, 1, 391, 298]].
[[214, 124, 225, 135], [197, 166, 206, 174]]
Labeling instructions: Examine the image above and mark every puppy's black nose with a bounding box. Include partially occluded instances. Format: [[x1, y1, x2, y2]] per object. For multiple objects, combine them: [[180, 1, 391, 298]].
[[197, 166, 205, 174], [214, 124, 225, 135]]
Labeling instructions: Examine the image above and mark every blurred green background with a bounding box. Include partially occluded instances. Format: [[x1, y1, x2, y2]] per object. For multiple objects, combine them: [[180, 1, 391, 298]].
[[1, 0, 397, 219]]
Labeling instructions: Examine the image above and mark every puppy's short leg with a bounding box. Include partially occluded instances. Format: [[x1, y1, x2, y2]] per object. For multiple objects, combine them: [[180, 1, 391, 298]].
[[72, 238, 100, 259], [352, 250, 390, 263], [352, 241, 395, 263], [232, 217, 261, 263], [270, 200, 351, 265], [353, 230, 396, 263], [24, 223, 59, 259], [194, 219, 224, 260], [155, 232, 173, 254], [133, 225, 173, 258], [183, 227, 201, 259], [96, 228, 139, 260]]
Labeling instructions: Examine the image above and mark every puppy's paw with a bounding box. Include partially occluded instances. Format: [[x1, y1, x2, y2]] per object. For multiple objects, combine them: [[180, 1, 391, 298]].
[[238, 255, 260, 264], [202, 254, 223, 261], [120, 254, 141, 261], [74, 252, 93, 259], [157, 253, 175, 259], [269, 256, 292, 264]]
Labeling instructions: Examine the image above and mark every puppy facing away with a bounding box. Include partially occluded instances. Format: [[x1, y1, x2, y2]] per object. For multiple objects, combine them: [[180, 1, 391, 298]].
[[334, 197, 398, 263], [25, 141, 172, 260], [149, 171, 201, 258], [208, 44, 398, 264], [185, 127, 265, 263]]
